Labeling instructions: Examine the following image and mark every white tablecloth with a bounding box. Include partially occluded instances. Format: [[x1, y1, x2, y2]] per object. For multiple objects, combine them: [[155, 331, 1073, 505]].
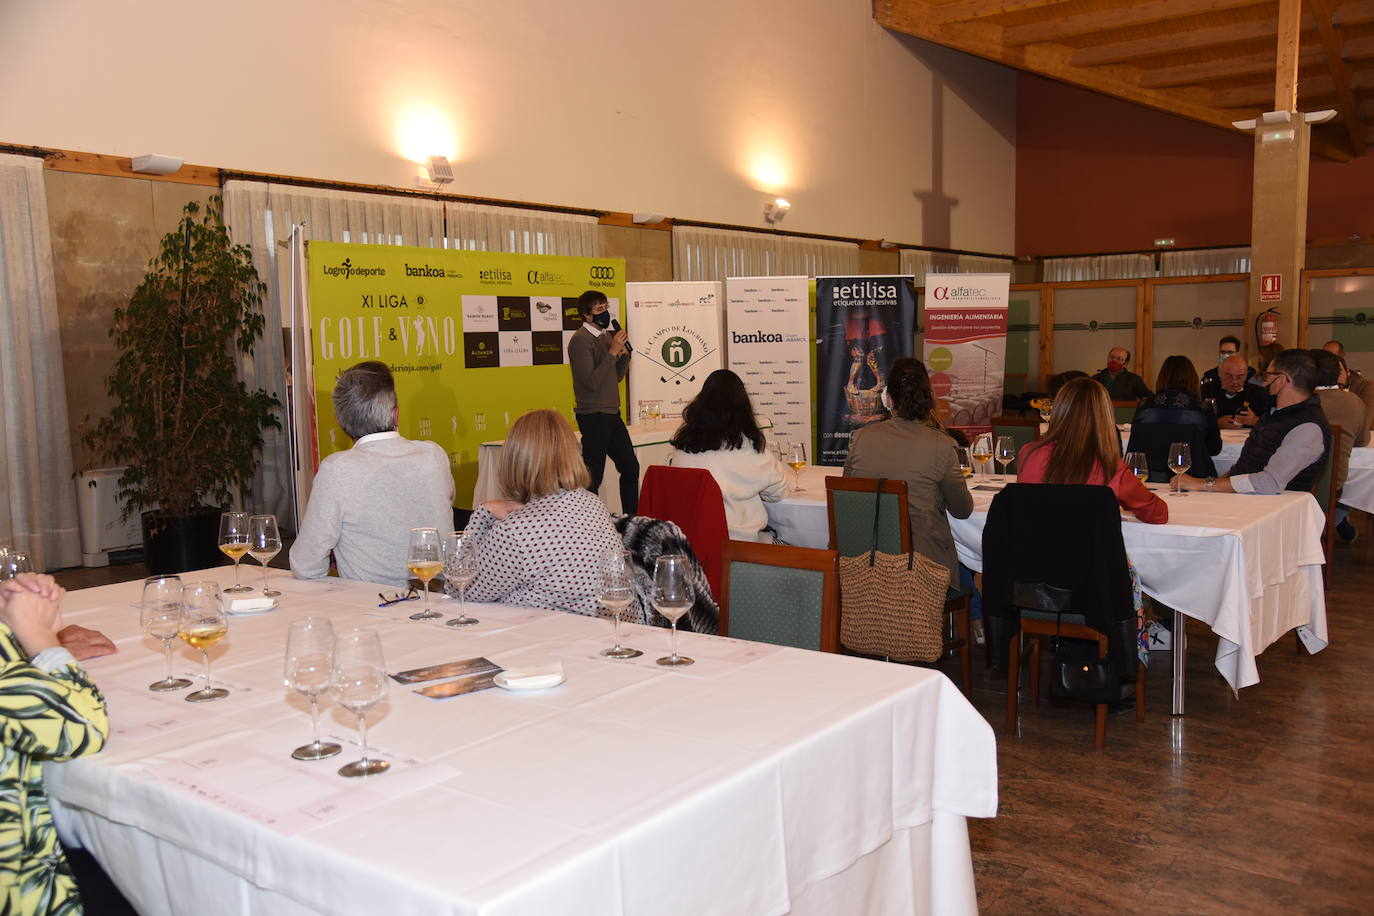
[[766, 466, 1328, 692], [470, 418, 771, 513], [47, 568, 996, 916]]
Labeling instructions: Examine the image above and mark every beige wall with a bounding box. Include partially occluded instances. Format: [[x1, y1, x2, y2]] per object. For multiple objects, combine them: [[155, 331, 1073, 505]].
[[1, 0, 1016, 252]]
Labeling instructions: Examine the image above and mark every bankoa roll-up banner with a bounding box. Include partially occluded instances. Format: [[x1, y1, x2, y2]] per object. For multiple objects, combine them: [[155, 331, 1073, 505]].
[[814, 276, 917, 466], [625, 281, 724, 425], [922, 272, 1010, 433], [725, 276, 812, 450]]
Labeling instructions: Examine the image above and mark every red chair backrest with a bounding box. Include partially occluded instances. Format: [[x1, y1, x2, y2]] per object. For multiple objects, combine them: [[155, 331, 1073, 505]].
[[638, 465, 729, 600]]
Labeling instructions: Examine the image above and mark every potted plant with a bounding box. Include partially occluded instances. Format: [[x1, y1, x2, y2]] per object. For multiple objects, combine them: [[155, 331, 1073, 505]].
[[84, 196, 280, 573]]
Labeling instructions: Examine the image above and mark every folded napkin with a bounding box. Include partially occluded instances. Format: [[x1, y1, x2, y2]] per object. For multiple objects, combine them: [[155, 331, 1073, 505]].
[[497, 662, 564, 690], [228, 596, 275, 613]]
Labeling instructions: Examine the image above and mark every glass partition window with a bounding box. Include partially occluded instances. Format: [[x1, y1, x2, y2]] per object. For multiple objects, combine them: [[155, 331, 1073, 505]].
[[1051, 286, 1137, 379], [1152, 280, 1245, 385]]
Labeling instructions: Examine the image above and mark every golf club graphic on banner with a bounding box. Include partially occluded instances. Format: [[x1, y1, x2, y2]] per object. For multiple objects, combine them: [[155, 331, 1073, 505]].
[[922, 272, 1010, 432], [625, 281, 723, 424], [815, 276, 917, 466], [725, 276, 812, 449]]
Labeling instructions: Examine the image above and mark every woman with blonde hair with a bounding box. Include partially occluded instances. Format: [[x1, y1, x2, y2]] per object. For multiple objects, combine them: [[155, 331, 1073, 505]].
[[449, 409, 638, 620]]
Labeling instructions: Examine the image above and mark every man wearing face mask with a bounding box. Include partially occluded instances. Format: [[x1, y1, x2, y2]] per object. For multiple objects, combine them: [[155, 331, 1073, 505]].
[[1200, 335, 1253, 388], [1178, 348, 1329, 494], [1092, 347, 1153, 401], [568, 289, 638, 514]]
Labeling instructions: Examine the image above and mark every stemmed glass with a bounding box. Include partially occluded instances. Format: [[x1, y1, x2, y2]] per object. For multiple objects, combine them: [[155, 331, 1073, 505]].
[[406, 527, 444, 621], [248, 514, 282, 598], [599, 547, 642, 659], [219, 511, 252, 594], [994, 435, 1016, 481], [787, 442, 808, 492], [955, 446, 973, 480], [1039, 400, 1053, 423], [333, 629, 390, 778], [653, 554, 694, 667], [648, 403, 662, 429], [0, 549, 31, 581], [140, 575, 192, 692], [1167, 443, 1192, 497], [971, 436, 993, 477], [178, 582, 229, 702], [284, 616, 342, 761], [1125, 451, 1149, 484], [444, 530, 480, 628]]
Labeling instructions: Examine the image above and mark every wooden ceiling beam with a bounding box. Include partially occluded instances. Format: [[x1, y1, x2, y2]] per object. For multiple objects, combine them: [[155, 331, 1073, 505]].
[[1342, 34, 1374, 59], [1002, 0, 1271, 47], [931, 0, 1075, 23], [1277, 0, 1305, 110], [1335, 0, 1374, 27], [1309, 0, 1366, 154], [1071, 18, 1286, 67], [1139, 44, 1324, 88], [1212, 66, 1374, 106]]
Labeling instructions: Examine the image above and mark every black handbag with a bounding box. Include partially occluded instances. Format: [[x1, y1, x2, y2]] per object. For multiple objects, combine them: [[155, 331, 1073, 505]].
[[1049, 637, 1119, 704]]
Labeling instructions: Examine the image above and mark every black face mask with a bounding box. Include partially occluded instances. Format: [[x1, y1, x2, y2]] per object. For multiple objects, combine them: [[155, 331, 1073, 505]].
[[591, 311, 611, 329]]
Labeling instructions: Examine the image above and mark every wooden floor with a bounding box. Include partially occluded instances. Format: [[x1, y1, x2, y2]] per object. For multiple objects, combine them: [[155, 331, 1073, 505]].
[[53, 532, 1373, 914]]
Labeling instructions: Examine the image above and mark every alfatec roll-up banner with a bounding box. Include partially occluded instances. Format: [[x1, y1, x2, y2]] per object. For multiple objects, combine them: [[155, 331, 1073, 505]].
[[725, 276, 812, 449], [814, 276, 917, 466], [625, 281, 723, 424], [922, 273, 1010, 430]]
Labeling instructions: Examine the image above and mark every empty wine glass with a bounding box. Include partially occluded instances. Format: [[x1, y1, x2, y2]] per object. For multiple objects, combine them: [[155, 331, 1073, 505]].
[[955, 446, 973, 480], [284, 616, 342, 761], [787, 442, 807, 492], [994, 435, 1016, 481], [179, 582, 229, 702], [599, 547, 642, 659], [1125, 451, 1149, 484], [653, 554, 694, 667], [333, 629, 390, 778], [0, 548, 31, 581], [219, 511, 252, 594], [1167, 442, 1192, 497], [444, 530, 480, 628], [140, 575, 192, 692], [406, 527, 444, 621], [248, 515, 282, 598]]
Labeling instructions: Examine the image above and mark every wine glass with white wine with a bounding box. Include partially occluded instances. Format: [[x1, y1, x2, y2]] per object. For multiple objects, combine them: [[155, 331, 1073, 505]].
[[971, 436, 993, 478], [599, 547, 641, 659], [219, 511, 252, 594], [333, 629, 390, 778], [955, 446, 973, 480], [1167, 442, 1192, 497], [653, 554, 694, 667], [406, 527, 444, 621], [140, 575, 191, 692], [443, 530, 480, 628], [787, 442, 807, 493], [284, 616, 342, 761], [179, 582, 229, 702], [1125, 451, 1149, 485], [248, 514, 282, 598]]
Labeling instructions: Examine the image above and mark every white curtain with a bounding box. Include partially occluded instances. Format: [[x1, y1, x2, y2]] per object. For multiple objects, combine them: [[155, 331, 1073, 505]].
[[1160, 247, 1251, 277], [900, 250, 1014, 286], [0, 154, 80, 571], [223, 181, 447, 528], [673, 226, 859, 280], [1042, 254, 1155, 282], [443, 201, 597, 255]]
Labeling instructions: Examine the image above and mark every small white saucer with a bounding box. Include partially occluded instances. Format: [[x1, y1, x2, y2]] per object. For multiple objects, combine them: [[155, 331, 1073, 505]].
[[226, 597, 279, 616], [494, 666, 565, 691]]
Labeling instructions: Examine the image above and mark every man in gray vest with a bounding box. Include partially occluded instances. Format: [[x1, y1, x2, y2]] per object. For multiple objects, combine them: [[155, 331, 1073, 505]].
[[567, 290, 638, 513]]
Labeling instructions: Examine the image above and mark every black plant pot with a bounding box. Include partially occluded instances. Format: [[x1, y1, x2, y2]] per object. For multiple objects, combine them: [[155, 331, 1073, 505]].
[[142, 508, 224, 574]]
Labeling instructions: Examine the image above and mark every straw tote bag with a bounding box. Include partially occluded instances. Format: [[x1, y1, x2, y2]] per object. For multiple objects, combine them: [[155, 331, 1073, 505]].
[[837, 478, 949, 663]]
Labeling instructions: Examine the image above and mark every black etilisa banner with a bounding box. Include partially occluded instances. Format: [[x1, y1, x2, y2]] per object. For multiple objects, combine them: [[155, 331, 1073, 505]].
[[814, 276, 917, 466]]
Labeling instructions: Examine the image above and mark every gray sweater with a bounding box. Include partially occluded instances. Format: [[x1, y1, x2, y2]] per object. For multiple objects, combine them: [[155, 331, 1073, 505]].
[[290, 431, 455, 588], [568, 325, 629, 414]]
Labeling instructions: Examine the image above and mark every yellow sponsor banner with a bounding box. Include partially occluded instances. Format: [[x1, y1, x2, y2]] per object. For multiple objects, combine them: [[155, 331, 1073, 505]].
[[308, 242, 626, 507]]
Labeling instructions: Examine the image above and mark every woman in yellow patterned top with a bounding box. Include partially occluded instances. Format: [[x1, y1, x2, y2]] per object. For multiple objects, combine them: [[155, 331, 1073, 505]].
[[0, 573, 109, 915]]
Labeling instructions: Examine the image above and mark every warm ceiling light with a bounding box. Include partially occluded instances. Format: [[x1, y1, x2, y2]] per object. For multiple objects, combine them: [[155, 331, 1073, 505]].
[[130, 154, 184, 175], [423, 155, 454, 185]]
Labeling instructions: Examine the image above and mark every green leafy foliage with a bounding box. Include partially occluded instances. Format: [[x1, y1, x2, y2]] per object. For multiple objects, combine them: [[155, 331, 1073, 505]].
[[83, 196, 280, 518]]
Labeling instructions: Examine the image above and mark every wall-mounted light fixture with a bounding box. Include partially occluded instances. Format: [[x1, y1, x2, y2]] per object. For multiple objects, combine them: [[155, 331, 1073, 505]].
[[130, 154, 184, 175], [419, 155, 455, 186], [763, 198, 791, 224], [632, 212, 664, 225]]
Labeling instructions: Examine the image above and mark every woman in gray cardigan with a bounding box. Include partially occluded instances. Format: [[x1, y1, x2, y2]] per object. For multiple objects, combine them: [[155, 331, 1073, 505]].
[[842, 357, 973, 589]]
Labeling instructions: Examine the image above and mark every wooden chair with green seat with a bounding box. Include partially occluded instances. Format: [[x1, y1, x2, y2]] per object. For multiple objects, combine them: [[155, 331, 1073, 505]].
[[1310, 423, 1342, 589], [991, 416, 1041, 471], [718, 541, 839, 652], [824, 476, 971, 693]]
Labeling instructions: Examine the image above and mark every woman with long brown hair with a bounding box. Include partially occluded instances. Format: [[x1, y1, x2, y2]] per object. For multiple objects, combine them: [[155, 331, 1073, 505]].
[[1019, 377, 1167, 523], [1126, 354, 1221, 480]]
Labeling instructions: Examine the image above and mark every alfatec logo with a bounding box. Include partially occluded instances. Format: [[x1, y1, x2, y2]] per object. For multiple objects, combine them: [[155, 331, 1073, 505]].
[[323, 258, 387, 280]]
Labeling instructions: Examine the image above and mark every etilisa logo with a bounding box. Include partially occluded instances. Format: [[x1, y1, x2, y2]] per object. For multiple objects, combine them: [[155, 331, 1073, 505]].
[[322, 258, 386, 280], [404, 263, 445, 277]]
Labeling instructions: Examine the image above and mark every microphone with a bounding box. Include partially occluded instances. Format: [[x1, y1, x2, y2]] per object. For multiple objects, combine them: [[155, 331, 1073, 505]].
[[611, 318, 633, 352]]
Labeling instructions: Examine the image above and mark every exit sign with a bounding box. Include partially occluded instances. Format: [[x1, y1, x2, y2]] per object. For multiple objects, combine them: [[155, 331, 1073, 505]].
[[1260, 274, 1282, 302]]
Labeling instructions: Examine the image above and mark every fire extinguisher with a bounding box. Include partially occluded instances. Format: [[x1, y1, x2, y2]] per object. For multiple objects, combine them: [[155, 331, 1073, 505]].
[[1255, 308, 1279, 347]]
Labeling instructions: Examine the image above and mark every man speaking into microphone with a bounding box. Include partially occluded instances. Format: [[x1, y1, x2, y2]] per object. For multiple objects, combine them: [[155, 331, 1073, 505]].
[[568, 290, 639, 513]]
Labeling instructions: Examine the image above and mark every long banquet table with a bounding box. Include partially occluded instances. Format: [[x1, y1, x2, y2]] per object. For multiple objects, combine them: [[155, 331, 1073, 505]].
[[767, 466, 1329, 714], [46, 568, 997, 916]]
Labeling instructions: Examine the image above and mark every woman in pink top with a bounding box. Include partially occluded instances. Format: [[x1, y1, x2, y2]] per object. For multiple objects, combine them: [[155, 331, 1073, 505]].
[[1017, 378, 1167, 524]]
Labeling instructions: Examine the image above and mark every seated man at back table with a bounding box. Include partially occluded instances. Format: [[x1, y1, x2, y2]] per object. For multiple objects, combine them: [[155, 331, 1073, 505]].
[[1200, 335, 1253, 389], [1202, 354, 1269, 429], [1311, 348, 1370, 542], [1322, 339, 1374, 428], [1092, 346, 1152, 402], [1179, 349, 1329, 494], [291, 361, 455, 588]]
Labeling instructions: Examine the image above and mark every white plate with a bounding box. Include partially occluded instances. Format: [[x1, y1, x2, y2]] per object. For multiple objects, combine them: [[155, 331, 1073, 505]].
[[493, 670, 565, 691], [226, 598, 279, 616]]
